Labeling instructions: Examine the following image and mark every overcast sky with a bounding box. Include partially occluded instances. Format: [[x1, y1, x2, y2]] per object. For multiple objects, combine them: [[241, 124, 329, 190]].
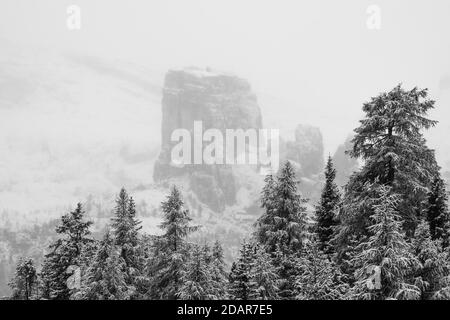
[[2, 0, 450, 148], [1, 1, 450, 216]]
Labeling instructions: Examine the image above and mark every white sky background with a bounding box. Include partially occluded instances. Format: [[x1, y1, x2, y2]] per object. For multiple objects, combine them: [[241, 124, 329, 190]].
[[1, 0, 450, 217], [1, 0, 450, 149]]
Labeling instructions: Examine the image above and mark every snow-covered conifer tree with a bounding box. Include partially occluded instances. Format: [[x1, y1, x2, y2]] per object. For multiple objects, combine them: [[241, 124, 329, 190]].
[[352, 186, 420, 300]]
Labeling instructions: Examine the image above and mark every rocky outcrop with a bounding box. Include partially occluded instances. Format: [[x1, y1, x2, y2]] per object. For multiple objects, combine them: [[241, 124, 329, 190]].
[[282, 124, 324, 178], [278, 124, 325, 203], [333, 135, 359, 188], [153, 67, 263, 212]]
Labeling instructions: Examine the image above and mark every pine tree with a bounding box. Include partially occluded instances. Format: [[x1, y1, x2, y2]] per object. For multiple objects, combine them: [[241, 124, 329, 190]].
[[342, 85, 439, 239], [210, 240, 228, 299], [336, 233, 360, 286], [80, 230, 130, 300], [228, 241, 256, 300], [295, 238, 347, 300], [202, 243, 212, 265], [111, 189, 143, 285], [315, 156, 341, 253], [9, 258, 37, 300], [412, 221, 450, 299], [56, 203, 94, 256], [212, 241, 226, 276], [426, 176, 450, 244], [229, 242, 279, 300], [250, 245, 279, 300], [177, 245, 215, 300], [229, 262, 237, 285], [352, 186, 420, 300], [40, 203, 93, 300], [255, 161, 309, 299], [274, 161, 309, 252], [256, 162, 308, 253], [256, 174, 277, 246], [149, 186, 199, 299]]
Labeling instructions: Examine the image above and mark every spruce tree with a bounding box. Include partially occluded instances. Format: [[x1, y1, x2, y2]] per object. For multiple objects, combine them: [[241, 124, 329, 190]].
[[336, 234, 360, 287], [212, 240, 226, 275], [56, 203, 93, 256], [80, 230, 130, 300], [9, 258, 37, 300], [228, 240, 256, 300], [229, 262, 237, 286], [295, 238, 347, 300], [40, 203, 93, 299], [412, 221, 450, 299], [256, 174, 277, 246], [229, 242, 279, 300], [111, 188, 143, 285], [426, 176, 450, 244], [255, 161, 309, 299], [177, 245, 215, 300], [210, 240, 228, 299], [202, 243, 212, 265], [250, 245, 279, 300], [315, 156, 341, 253], [352, 186, 420, 300], [350, 85, 437, 188], [256, 162, 308, 253], [339, 85, 439, 246], [274, 161, 308, 252], [150, 186, 199, 299]]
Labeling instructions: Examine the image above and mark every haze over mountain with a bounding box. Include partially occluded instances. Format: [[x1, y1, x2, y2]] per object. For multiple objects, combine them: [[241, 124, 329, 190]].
[[1, 0, 450, 224], [1, 48, 450, 227], [2, 0, 450, 149]]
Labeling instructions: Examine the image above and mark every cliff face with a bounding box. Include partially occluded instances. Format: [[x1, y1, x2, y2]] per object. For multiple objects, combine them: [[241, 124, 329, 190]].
[[159, 68, 262, 145], [153, 68, 330, 214], [153, 67, 263, 212], [275, 124, 325, 203], [284, 124, 325, 178], [333, 135, 359, 188]]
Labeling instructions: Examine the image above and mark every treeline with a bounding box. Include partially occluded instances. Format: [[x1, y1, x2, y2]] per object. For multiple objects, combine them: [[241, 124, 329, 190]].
[[8, 84, 450, 300]]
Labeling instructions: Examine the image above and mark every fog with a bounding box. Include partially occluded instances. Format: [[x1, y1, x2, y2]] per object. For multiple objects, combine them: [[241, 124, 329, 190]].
[[1, 0, 450, 220]]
